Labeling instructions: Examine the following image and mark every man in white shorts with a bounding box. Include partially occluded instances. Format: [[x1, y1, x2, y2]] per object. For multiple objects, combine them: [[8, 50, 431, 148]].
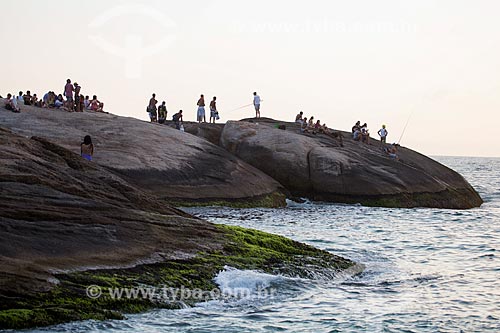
[[197, 94, 206, 123]]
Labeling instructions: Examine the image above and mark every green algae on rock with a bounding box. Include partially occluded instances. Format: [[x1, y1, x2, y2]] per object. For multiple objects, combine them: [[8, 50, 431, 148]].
[[0, 225, 356, 330]]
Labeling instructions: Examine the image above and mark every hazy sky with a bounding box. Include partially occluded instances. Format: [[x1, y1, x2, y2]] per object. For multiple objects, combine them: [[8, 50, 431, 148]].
[[1, 0, 499, 157]]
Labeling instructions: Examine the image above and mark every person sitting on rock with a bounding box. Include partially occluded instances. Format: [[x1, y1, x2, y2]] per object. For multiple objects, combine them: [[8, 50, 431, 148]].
[[17, 91, 24, 105], [81, 135, 94, 161], [46, 91, 56, 108], [158, 101, 167, 124], [295, 111, 304, 124], [4, 93, 21, 112], [384, 144, 399, 160], [32, 93, 39, 107], [353, 126, 361, 141], [172, 110, 183, 130], [23, 91, 33, 105], [314, 120, 321, 131], [308, 116, 314, 128], [54, 94, 65, 108], [90, 95, 104, 112], [84, 95, 91, 110], [321, 123, 344, 147], [300, 117, 309, 133], [352, 121, 361, 133], [361, 123, 370, 144]]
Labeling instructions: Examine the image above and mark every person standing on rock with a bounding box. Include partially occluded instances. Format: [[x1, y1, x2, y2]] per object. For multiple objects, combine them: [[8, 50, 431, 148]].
[[81, 135, 94, 161], [158, 101, 167, 124], [64, 79, 74, 110], [209, 96, 217, 123], [74, 83, 81, 112], [148, 93, 158, 122], [378, 125, 388, 144], [253, 92, 261, 118], [197, 94, 206, 123]]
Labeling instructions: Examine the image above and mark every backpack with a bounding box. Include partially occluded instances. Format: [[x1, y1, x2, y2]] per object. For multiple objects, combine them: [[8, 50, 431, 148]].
[[172, 113, 180, 122]]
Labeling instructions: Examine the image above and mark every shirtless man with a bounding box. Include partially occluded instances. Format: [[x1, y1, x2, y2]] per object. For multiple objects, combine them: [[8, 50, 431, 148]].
[[197, 94, 206, 123], [148, 93, 158, 122], [209, 96, 217, 123]]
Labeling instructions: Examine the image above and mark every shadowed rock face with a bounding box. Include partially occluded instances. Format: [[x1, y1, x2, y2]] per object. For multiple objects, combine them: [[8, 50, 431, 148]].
[[220, 119, 483, 209], [0, 103, 285, 206], [0, 127, 356, 329], [0, 127, 226, 294]]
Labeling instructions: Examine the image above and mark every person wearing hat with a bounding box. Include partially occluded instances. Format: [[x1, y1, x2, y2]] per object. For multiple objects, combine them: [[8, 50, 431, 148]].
[[74, 82, 81, 112], [378, 124, 388, 144]]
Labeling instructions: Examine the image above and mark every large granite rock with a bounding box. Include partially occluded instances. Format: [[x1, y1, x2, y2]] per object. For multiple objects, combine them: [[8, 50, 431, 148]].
[[0, 103, 285, 207], [0, 127, 223, 294], [220, 119, 483, 209], [0, 126, 356, 329]]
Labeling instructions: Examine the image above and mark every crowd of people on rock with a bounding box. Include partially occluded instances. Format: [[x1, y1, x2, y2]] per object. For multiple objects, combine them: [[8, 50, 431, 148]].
[[293, 111, 399, 160], [2, 79, 105, 113], [294, 111, 344, 146], [351, 120, 399, 159], [3, 80, 401, 162], [147, 93, 185, 129], [145, 91, 262, 129]]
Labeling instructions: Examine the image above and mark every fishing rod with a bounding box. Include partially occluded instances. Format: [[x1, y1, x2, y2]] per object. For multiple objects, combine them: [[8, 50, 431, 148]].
[[225, 100, 264, 114], [397, 109, 414, 145]]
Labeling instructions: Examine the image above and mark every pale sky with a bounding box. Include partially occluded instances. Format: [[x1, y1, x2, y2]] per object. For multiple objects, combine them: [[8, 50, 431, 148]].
[[1, 0, 499, 157]]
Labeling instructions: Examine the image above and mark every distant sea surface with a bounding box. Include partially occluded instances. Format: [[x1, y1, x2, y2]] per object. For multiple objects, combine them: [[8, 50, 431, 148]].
[[26, 157, 500, 333]]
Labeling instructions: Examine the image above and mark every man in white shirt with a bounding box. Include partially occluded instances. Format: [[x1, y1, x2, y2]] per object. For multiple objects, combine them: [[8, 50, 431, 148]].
[[17, 91, 24, 104], [253, 92, 261, 118], [377, 125, 388, 144]]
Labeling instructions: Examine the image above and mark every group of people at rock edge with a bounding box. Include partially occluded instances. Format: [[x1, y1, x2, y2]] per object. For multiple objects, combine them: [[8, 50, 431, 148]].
[[146, 91, 263, 130], [294, 111, 344, 146], [3, 79, 104, 113], [352, 121, 398, 159]]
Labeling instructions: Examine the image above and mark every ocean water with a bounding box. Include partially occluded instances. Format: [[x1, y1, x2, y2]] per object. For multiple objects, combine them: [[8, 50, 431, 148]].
[[25, 157, 500, 333]]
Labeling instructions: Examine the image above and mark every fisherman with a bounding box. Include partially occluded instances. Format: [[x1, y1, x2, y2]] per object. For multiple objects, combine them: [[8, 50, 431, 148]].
[[253, 92, 261, 118], [378, 125, 388, 144]]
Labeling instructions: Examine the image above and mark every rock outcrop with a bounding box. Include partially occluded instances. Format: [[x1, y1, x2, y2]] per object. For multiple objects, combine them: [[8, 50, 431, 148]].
[[0, 126, 355, 329], [0, 102, 285, 207], [0, 127, 223, 295], [220, 118, 483, 209]]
